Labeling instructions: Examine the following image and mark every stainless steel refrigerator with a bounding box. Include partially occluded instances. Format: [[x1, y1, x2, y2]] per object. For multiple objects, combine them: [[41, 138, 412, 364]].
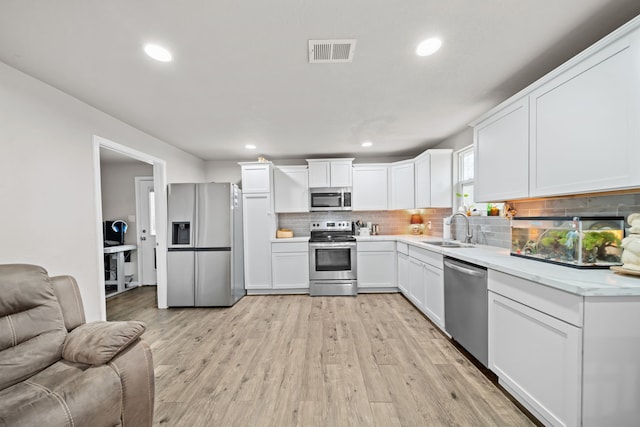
[[167, 183, 245, 307]]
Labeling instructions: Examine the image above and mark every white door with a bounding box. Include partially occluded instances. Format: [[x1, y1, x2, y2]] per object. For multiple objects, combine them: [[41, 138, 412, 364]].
[[136, 177, 157, 285]]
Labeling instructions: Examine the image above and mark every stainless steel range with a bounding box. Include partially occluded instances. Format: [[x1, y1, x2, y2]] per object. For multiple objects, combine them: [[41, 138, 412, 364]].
[[309, 220, 357, 296]]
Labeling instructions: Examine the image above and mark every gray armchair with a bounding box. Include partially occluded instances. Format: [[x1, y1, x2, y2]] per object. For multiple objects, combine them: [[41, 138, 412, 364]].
[[0, 264, 154, 426]]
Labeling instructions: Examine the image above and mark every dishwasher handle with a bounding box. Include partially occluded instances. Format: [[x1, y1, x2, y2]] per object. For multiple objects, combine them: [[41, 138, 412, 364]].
[[444, 259, 486, 278]]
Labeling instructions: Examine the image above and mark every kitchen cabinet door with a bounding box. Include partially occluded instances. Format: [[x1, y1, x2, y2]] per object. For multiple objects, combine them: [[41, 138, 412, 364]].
[[529, 33, 640, 197], [271, 251, 309, 289], [274, 166, 308, 213], [408, 258, 426, 310], [308, 161, 331, 187], [397, 252, 409, 295], [415, 150, 453, 208], [390, 161, 415, 210], [240, 162, 272, 194], [242, 193, 275, 289], [307, 159, 353, 187], [357, 249, 396, 289], [330, 160, 353, 187], [423, 263, 444, 329], [489, 291, 582, 427], [474, 97, 529, 202], [352, 164, 388, 210]]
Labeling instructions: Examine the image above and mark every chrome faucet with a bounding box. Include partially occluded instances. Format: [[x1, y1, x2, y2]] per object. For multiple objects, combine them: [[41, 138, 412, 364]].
[[450, 212, 473, 243]]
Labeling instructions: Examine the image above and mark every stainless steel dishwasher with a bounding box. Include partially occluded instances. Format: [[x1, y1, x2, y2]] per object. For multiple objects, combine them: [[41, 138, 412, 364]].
[[444, 257, 488, 367]]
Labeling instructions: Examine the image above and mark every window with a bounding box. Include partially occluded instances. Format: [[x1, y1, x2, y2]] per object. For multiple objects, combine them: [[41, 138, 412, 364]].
[[148, 190, 156, 236], [454, 145, 502, 215]]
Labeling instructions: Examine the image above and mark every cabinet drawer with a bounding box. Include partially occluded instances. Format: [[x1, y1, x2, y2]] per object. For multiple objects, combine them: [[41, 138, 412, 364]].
[[408, 245, 442, 268], [271, 242, 309, 253], [358, 241, 396, 252], [396, 242, 409, 255], [488, 270, 583, 326]]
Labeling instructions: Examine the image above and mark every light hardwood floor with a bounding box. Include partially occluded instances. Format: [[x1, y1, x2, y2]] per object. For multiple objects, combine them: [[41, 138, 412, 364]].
[[107, 287, 536, 426]]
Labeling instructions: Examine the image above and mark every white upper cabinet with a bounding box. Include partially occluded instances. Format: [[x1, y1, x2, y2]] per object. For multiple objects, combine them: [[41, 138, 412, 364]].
[[352, 164, 388, 210], [274, 166, 309, 213], [529, 30, 640, 197], [239, 162, 272, 194], [414, 149, 453, 208], [472, 17, 640, 200], [390, 160, 415, 210], [474, 98, 529, 202], [307, 159, 353, 187]]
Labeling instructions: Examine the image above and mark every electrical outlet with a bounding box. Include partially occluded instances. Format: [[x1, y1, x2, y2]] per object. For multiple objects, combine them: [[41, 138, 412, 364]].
[[427, 221, 432, 230]]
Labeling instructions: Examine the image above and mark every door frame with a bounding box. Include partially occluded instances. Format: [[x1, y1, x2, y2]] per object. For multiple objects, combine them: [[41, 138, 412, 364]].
[[92, 135, 168, 319], [134, 176, 156, 286]]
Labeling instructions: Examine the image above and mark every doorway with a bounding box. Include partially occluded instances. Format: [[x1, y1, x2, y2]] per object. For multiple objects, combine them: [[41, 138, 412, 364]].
[[93, 135, 168, 321], [135, 176, 157, 286]]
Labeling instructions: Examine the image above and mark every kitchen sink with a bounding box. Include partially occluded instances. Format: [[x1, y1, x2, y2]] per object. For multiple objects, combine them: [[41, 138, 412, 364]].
[[422, 240, 475, 248]]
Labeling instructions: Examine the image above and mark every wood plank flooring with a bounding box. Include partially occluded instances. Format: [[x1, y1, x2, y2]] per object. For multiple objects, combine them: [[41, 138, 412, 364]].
[[107, 287, 535, 426]]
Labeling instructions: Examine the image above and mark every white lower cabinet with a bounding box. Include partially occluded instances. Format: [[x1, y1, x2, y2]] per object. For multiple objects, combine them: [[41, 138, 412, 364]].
[[405, 246, 445, 330], [396, 243, 409, 295], [271, 241, 309, 290], [489, 291, 582, 427], [423, 263, 444, 329], [357, 241, 396, 290], [408, 258, 426, 309]]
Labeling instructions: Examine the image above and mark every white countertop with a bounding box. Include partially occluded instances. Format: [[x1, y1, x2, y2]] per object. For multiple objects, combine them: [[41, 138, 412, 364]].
[[271, 236, 310, 243], [103, 244, 137, 253], [272, 234, 640, 296], [396, 235, 640, 297]]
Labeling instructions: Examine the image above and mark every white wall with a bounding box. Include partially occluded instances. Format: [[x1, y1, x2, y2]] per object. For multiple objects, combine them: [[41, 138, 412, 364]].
[[434, 126, 473, 151], [0, 61, 206, 321], [204, 160, 243, 185]]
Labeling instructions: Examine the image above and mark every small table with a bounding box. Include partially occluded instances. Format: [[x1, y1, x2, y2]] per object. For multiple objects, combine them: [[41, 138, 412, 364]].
[[104, 245, 137, 296]]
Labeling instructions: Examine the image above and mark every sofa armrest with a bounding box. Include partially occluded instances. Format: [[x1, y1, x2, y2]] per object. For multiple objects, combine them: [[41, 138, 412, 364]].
[[62, 321, 145, 365], [51, 275, 86, 331], [109, 339, 155, 427]]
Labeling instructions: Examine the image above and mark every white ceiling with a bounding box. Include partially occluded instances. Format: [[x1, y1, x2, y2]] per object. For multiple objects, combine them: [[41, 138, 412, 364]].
[[2, 1, 640, 161]]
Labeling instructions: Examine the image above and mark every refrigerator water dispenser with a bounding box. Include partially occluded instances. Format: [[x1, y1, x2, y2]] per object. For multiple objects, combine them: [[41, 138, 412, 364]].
[[172, 222, 191, 245]]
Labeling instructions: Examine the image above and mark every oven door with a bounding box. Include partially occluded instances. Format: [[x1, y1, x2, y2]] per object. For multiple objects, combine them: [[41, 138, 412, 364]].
[[309, 242, 357, 280]]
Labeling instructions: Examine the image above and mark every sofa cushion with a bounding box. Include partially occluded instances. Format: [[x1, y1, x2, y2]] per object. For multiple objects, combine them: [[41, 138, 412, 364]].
[[0, 360, 122, 427], [62, 320, 146, 365], [0, 264, 66, 390]]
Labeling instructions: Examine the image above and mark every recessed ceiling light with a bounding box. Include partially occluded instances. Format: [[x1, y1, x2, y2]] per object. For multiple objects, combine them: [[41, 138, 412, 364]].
[[245, 144, 256, 150], [416, 37, 442, 57], [361, 141, 373, 147], [144, 44, 173, 62]]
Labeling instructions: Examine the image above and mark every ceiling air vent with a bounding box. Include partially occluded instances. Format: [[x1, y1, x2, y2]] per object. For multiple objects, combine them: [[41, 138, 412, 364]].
[[308, 39, 357, 63]]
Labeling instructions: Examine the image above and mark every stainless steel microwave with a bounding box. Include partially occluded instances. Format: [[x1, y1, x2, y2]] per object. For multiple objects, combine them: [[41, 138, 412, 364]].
[[309, 187, 352, 211]]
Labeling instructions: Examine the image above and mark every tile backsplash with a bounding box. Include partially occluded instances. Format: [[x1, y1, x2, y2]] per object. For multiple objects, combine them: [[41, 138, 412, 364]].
[[278, 209, 452, 237], [278, 191, 640, 250]]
